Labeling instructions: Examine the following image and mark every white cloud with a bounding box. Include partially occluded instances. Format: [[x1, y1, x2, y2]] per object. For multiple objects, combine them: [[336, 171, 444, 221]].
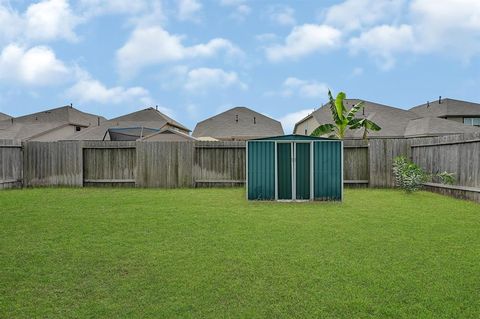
[[78, 0, 149, 17], [345, 0, 480, 69], [352, 67, 364, 77], [219, 0, 250, 20], [178, 0, 202, 21], [265, 24, 341, 62], [282, 77, 329, 98], [0, 44, 69, 86], [0, 0, 80, 43], [0, 4, 23, 43], [184, 67, 247, 92], [349, 24, 414, 70], [409, 0, 480, 59], [324, 0, 405, 31], [268, 5, 295, 26], [24, 0, 80, 42], [116, 26, 241, 77], [66, 71, 153, 105], [279, 109, 314, 134]]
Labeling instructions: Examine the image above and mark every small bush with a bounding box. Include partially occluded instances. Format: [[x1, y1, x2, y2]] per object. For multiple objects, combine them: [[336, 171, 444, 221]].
[[393, 156, 428, 193], [437, 171, 456, 185], [393, 157, 456, 193]]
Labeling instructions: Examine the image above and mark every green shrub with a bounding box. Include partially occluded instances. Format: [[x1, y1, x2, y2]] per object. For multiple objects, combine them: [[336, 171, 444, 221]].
[[393, 156, 428, 193], [393, 157, 456, 193], [437, 171, 456, 185]]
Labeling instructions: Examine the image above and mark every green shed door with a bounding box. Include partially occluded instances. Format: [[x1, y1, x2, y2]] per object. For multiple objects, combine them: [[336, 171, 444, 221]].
[[247, 141, 275, 200], [314, 141, 342, 200], [277, 143, 292, 200], [295, 143, 311, 200]]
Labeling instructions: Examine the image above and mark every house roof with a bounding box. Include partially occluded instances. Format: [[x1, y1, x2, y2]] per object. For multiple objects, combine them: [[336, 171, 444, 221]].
[[111, 107, 190, 132], [410, 98, 480, 118], [306, 99, 420, 138], [192, 106, 284, 139], [10, 105, 105, 126], [0, 122, 79, 141], [0, 105, 105, 141], [0, 112, 11, 121], [139, 127, 197, 141], [404, 117, 480, 137], [108, 127, 160, 141], [66, 108, 190, 140]]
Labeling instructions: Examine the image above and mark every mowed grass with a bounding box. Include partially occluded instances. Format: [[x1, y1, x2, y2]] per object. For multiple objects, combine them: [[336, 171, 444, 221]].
[[1, 188, 479, 318]]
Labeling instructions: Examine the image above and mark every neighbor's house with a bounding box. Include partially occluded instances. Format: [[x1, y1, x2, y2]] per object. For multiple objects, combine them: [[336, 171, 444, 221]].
[[66, 107, 191, 141], [294, 99, 480, 139], [0, 112, 11, 122], [0, 105, 105, 142], [410, 97, 480, 127], [192, 107, 284, 141]]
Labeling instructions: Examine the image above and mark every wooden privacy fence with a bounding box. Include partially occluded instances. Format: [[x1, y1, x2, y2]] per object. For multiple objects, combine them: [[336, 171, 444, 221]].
[[0, 135, 479, 202]]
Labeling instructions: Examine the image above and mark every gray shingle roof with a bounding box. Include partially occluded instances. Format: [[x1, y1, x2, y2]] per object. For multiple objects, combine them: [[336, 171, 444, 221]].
[[11, 105, 105, 126], [0, 112, 11, 121], [410, 98, 480, 117], [310, 99, 419, 138], [296, 98, 480, 139], [192, 106, 284, 140], [404, 117, 480, 137], [66, 108, 190, 141], [0, 105, 105, 141]]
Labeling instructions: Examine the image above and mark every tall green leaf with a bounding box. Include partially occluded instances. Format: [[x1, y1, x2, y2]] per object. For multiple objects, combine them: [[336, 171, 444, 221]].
[[346, 101, 365, 122], [311, 123, 336, 137]]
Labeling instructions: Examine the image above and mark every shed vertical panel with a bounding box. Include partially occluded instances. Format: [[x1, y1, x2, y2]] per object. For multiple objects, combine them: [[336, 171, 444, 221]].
[[314, 141, 342, 200], [277, 143, 292, 199], [295, 143, 311, 200], [247, 141, 275, 200]]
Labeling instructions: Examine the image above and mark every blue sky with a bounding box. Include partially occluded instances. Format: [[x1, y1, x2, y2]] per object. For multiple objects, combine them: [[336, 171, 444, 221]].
[[0, 0, 479, 132]]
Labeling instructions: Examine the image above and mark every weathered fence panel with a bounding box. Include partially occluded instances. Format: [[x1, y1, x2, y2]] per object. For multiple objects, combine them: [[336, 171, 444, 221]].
[[369, 139, 411, 188], [136, 142, 195, 188], [411, 134, 480, 202], [343, 146, 369, 186], [23, 141, 82, 187], [0, 140, 22, 189], [194, 141, 246, 187], [83, 141, 136, 187]]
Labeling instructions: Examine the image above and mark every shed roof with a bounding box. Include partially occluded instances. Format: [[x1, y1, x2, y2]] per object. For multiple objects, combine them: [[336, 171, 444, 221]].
[[410, 98, 480, 117], [250, 134, 337, 141], [192, 106, 284, 140]]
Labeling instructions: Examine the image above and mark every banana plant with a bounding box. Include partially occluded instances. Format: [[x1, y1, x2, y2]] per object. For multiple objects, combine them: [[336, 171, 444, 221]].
[[310, 90, 381, 139]]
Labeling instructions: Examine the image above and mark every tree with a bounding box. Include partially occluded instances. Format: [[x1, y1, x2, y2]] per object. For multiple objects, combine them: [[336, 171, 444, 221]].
[[310, 90, 381, 139]]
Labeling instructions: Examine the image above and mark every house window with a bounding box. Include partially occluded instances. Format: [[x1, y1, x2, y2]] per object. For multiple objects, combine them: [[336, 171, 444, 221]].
[[463, 118, 480, 126], [75, 126, 81, 132]]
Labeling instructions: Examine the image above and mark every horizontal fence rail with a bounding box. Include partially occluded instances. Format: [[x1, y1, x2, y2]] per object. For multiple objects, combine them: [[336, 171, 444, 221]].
[[0, 135, 478, 202]]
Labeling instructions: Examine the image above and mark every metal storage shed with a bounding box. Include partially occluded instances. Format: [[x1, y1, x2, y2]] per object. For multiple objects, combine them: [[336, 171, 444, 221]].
[[246, 135, 343, 201]]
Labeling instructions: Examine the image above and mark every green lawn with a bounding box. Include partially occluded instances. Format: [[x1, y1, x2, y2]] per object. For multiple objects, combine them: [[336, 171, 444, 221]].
[[1, 188, 479, 318]]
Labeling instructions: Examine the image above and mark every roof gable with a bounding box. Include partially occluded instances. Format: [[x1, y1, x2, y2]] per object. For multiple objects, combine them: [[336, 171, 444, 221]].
[[405, 117, 480, 137], [410, 98, 480, 117], [192, 106, 284, 139], [111, 107, 190, 132]]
